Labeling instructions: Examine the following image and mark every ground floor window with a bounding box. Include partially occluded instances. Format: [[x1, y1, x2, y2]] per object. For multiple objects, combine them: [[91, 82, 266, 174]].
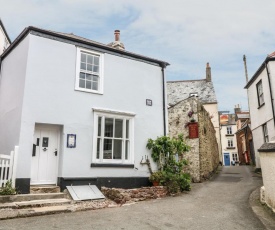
[[93, 109, 135, 164], [232, 152, 238, 162]]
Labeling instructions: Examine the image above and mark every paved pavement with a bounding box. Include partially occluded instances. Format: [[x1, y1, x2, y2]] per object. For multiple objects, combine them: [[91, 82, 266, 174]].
[[0, 166, 274, 230]]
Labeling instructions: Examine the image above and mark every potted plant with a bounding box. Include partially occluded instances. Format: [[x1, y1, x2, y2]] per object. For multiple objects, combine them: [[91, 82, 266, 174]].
[[149, 171, 165, 186]]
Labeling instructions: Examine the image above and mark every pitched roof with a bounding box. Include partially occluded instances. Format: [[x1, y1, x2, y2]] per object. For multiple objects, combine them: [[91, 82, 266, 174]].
[[1, 26, 169, 67], [0, 18, 11, 44], [167, 79, 217, 106]]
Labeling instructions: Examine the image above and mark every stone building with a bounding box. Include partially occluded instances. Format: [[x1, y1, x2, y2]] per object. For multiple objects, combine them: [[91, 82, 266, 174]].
[[168, 97, 219, 182], [167, 63, 221, 162]]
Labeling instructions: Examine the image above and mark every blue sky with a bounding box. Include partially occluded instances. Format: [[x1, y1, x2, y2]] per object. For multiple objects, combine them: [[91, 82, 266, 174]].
[[1, 0, 275, 113]]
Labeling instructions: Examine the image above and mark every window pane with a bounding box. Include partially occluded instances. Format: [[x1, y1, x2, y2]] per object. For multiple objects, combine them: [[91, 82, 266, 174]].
[[92, 75, 98, 82], [81, 53, 86, 62], [87, 64, 93, 72], [86, 81, 92, 89], [115, 119, 123, 138], [98, 117, 101, 136], [93, 65, 99, 73], [105, 118, 113, 137], [94, 56, 99, 65], [79, 72, 85, 79], [87, 55, 93, 64], [113, 140, 122, 159], [79, 79, 85, 88], [96, 138, 100, 159], [125, 140, 129, 160], [103, 139, 112, 159], [80, 62, 86, 70], [126, 120, 129, 138], [86, 74, 92, 80], [92, 81, 98, 90]]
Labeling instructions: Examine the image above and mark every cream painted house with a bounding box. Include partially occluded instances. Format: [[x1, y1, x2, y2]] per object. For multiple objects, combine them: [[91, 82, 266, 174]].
[[0, 19, 11, 55], [167, 63, 221, 161]]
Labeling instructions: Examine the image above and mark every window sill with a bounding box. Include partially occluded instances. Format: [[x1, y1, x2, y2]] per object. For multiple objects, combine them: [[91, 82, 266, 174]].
[[258, 103, 265, 109], [226, 147, 236, 149], [226, 134, 234, 136], [90, 163, 134, 168], [75, 88, 103, 95]]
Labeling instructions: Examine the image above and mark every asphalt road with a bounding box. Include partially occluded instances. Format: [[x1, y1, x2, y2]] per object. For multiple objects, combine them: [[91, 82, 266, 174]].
[[0, 166, 270, 230]]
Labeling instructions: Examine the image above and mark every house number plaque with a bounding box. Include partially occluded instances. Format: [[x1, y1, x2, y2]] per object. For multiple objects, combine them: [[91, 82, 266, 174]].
[[67, 134, 76, 148]]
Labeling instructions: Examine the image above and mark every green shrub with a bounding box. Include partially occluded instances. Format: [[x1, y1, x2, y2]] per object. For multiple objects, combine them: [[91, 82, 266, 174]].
[[147, 134, 191, 194], [0, 180, 16, 195]]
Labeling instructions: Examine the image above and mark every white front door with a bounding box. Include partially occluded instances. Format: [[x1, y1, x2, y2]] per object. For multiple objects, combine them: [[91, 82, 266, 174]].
[[31, 125, 60, 185]]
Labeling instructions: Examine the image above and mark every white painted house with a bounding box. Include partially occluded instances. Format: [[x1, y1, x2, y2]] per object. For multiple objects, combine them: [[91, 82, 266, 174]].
[[220, 114, 239, 166], [0, 27, 169, 193], [244, 52, 275, 169], [0, 19, 11, 55]]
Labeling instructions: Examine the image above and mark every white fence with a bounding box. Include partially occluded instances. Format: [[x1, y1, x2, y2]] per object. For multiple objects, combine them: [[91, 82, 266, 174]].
[[0, 146, 18, 188]]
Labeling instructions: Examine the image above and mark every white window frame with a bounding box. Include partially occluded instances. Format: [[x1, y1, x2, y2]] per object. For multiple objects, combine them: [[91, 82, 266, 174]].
[[263, 123, 269, 143], [232, 152, 238, 162], [92, 109, 135, 164], [256, 80, 264, 106], [227, 126, 232, 135], [75, 47, 104, 94], [227, 139, 233, 147]]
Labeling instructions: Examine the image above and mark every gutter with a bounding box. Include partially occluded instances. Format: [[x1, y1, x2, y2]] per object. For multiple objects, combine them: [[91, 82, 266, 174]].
[[265, 62, 275, 128], [161, 63, 167, 136]]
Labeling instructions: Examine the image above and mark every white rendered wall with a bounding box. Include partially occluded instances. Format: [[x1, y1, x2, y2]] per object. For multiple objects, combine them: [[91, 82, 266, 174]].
[[17, 34, 165, 179], [0, 35, 30, 156], [247, 61, 275, 168]]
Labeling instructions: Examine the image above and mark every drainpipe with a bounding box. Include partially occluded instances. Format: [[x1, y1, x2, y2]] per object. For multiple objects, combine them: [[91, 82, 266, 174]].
[[265, 61, 275, 128], [161, 64, 167, 136]]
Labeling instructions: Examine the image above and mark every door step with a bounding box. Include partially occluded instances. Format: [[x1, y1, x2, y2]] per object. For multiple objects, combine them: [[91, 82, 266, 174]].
[[30, 185, 60, 194]]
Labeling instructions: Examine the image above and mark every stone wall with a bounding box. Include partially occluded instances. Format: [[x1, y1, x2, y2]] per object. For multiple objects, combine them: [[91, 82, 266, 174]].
[[198, 103, 220, 179], [102, 186, 168, 205], [168, 97, 219, 182]]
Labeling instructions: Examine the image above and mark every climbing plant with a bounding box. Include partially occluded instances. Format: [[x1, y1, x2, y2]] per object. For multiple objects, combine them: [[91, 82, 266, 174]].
[[146, 134, 191, 193]]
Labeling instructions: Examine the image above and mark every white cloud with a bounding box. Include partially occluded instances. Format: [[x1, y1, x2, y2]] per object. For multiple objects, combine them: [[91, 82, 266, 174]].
[[1, 0, 275, 112]]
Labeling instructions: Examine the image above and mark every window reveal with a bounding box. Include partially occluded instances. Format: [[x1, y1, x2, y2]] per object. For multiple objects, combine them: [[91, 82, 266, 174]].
[[256, 80, 264, 107]]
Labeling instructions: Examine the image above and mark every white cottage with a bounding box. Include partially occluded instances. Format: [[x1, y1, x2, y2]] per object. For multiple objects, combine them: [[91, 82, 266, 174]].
[[0, 27, 169, 193]]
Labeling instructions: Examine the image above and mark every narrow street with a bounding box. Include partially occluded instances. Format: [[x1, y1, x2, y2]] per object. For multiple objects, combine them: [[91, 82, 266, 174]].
[[0, 166, 271, 230]]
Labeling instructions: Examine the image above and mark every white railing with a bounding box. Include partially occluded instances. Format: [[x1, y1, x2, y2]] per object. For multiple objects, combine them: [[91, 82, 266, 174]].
[[0, 146, 18, 188]]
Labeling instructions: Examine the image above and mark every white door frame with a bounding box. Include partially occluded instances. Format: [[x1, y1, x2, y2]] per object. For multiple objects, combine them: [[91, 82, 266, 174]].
[[31, 124, 61, 185]]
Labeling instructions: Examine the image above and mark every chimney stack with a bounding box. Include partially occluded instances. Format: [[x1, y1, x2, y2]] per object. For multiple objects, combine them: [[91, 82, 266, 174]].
[[206, 62, 211, 82], [114, 30, 120, 41], [107, 30, 125, 50], [234, 104, 241, 114]]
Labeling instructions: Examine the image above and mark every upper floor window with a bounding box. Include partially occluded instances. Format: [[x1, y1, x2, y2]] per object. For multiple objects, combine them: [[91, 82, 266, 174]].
[[93, 109, 135, 164], [75, 48, 104, 94], [263, 123, 269, 143], [256, 80, 264, 107], [227, 139, 233, 147], [227, 126, 232, 135]]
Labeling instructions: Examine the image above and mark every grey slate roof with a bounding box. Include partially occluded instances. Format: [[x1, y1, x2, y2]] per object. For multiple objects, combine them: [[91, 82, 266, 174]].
[[167, 79, 217, 106], [1, 27, 169, 67]]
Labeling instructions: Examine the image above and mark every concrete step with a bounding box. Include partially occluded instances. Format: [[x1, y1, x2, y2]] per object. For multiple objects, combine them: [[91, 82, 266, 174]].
[[0, 192, 66, 203], [0, 205, 72, 220], [30, 185, 60, 194], [0, 198, 71, 209]]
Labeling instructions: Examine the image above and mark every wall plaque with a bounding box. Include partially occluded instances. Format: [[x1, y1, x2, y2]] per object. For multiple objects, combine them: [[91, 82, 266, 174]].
[[67, 134, 76, 148], [189, 122, 199, 139]]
